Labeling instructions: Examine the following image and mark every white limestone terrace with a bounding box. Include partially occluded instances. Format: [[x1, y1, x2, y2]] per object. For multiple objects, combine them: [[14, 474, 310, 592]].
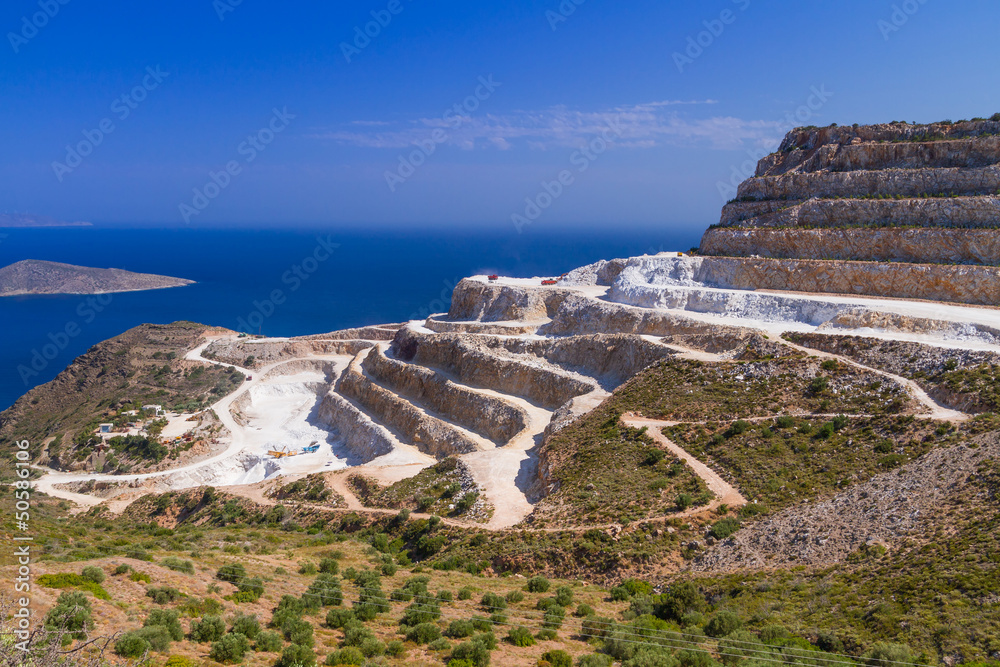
[[553, 253, 1000, 349]]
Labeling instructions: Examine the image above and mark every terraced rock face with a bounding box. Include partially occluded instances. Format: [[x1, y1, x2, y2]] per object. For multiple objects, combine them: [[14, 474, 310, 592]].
[[703, 119, 1000, 266]]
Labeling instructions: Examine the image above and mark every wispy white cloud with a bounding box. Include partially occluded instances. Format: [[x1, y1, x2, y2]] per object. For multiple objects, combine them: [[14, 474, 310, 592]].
[[313, 100, 785, 152]]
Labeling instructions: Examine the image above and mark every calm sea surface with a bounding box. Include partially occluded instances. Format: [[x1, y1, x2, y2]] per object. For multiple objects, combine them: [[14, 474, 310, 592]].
[[0, 226, 702, 410]]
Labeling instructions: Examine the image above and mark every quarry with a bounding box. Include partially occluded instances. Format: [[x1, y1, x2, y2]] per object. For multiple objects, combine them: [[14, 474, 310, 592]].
[[21, 119, 1000, 532]]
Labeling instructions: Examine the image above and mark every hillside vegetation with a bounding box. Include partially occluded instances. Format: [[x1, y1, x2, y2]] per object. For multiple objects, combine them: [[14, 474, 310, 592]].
[[0, 322, 242, 467]]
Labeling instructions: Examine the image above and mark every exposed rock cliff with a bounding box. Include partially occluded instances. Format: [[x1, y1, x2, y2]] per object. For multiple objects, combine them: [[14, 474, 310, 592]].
[[702, 119, 1000, 267], [336, 350, 483, 458], [362, 345, 529, 445]]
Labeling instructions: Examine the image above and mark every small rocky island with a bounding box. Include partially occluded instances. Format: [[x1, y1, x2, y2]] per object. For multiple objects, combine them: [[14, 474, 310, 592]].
[[0, 259, 194, 296]]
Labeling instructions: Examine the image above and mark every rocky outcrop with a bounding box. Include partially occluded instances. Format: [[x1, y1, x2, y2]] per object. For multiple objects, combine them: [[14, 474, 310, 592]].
[[295, 325, 402, 341], [316, 390, 395, 462], [361, 345, 529, 445], [204, 338, 376, 368], [702, 119, 1000, 268], [738, 165, 1000, 200], [336, 351, 482, 459], [700, 226, 1000, 265], [447, 279, 571, 322], [718, 196, 1000, 229], [758, 134, 1000, 177], [424, 317, 539, 335], [392, 328, 597, 410], [609, 254, 1000, 307]]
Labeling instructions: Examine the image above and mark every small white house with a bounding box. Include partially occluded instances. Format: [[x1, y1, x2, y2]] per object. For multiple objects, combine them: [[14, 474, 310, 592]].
[[142, 404, 164, 416], [98, 423, 114, 434]]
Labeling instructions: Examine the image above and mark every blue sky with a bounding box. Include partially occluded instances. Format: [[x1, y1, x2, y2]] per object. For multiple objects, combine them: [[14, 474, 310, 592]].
[[1, 0, 998, 234]]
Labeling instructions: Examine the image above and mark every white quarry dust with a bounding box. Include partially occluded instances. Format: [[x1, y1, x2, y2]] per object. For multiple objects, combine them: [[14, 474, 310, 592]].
[[33, 253, 999, 527]]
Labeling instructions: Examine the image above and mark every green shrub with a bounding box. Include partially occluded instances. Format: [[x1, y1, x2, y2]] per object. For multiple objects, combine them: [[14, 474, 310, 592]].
[[318, 557, 340, 575], [342, 621, 376, 647], [718, 630, 760, 665], [480, 592, 507, 612], [386, 640, 406, 657], [216, 563, 247, 583], [276, 643, 316, 667], [428, 638, 452, 651], [458, 586, 474, 600], [438, 589, 454, 602], [81, 566, 105, 584], [575, 603, 595, 617], [209, 632, 250, 663], [162, 557, 195, 575], [709, 517, 741, 540], [114, 631, 151, 658], [644, 448, 666, 465], [862, 642, 916, 667], [254, 630, 283, 653], [129, 571, 152, 584], [705, 611, 742, 638], [506, 626, 535, 647], [536, 628, 558, 640], [451, 639, 492, 667], [284, 619, 314, 647], [526, 576, 550, 593], [189, 615, 226, 643], [113, 564, 131, 576], [299, 561, 318, 575], [578, 655, 614, 667], [759, 625, 790, 644], [359, 637, 386, 657], [144, 609, 183, 641], [325, 647, 364, 665], [326, 608, 355, 629], [146, 586, 182, 605], [554, 586, 574, 607], [36, 573, 110, 600], [407, 622, 442, 644], [541, 650, 572, 667], [400, 598, 440, 626], [543, 605, 566, 629], [303, 573, 343, 609], [447, 619, 476, 638], [231, 613, 261, 639], [504, 590, 524, 603], [44, 591, 93, 640], [164, 657, 194, 667]]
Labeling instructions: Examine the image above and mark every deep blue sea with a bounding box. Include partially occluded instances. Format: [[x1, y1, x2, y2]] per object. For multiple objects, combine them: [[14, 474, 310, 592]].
[[0, 226, 701, 411]]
